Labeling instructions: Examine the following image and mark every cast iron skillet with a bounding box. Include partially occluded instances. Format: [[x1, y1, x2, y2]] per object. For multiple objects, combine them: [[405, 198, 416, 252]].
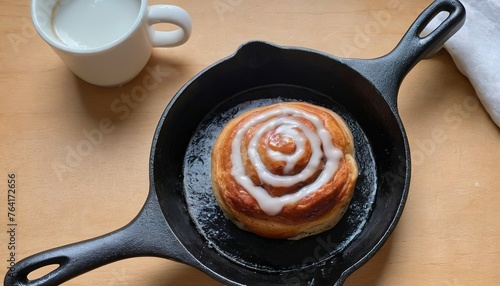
[[5, 0, 465, 285]]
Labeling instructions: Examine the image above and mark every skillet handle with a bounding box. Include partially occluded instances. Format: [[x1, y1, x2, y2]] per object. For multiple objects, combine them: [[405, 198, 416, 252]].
[[343, 0, 465, 109], [4, 192, 194, 286]]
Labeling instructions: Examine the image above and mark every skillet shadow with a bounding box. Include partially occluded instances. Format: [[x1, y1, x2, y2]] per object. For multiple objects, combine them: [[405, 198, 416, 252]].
[[146, 263, 223, 286], [143, 231, 396, 286], [342, 228, 397, 286], [72, 52, 191, 123]]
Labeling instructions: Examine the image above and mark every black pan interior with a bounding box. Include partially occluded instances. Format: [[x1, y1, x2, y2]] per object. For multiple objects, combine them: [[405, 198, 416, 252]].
[[183, 85, 376, 269], [152, 42, 409, 285]]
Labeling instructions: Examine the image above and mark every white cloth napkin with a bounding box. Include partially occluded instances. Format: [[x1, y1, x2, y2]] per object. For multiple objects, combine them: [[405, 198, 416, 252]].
[[426, 0, 500, 127]]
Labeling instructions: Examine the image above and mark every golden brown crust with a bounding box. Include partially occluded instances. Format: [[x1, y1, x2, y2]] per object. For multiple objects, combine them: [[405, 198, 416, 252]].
[[211, 102, 358, 239]]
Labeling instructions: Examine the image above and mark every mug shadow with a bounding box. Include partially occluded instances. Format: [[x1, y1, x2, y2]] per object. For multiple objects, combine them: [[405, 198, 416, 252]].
[[73, 53, 192, 124]]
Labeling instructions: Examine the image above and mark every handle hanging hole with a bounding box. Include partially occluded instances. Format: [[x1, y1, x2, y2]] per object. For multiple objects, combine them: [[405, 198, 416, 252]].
[[420, 11, 451, 38], [27, 263, 60, 282]]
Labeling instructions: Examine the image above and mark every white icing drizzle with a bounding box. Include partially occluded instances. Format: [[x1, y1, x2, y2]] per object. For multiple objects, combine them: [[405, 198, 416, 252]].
[[230, 106, 343, 215]]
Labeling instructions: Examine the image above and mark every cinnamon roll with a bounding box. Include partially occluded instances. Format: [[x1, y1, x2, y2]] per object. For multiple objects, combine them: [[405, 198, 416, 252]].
[[211, 102, 358, 240]]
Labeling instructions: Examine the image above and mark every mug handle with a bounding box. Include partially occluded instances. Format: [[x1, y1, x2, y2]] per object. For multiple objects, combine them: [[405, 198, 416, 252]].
[[147, 5, 192, 47]]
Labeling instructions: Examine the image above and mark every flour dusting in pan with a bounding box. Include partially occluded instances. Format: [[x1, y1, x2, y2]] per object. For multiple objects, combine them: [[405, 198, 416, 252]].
[[182, 85, 377, 270]]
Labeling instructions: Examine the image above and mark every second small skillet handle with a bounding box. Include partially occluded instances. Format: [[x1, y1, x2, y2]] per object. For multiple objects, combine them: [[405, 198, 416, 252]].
[[343, 0, 466, 110]]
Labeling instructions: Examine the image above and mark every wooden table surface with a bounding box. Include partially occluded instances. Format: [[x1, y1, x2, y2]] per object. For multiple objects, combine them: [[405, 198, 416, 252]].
[[1, 0, 499, 285]]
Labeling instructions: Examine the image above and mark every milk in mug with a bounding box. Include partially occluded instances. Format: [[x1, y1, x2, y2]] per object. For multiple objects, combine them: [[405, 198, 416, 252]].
[[52, 0, 141, 49]]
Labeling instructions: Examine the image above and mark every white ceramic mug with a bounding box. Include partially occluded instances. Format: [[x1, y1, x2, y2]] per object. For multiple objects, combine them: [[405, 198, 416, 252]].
[[31, 0, 192, 87]]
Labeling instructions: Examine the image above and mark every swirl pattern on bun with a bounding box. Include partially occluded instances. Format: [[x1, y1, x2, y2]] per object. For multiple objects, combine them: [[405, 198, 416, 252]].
[[211, 102, 358, 239]]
